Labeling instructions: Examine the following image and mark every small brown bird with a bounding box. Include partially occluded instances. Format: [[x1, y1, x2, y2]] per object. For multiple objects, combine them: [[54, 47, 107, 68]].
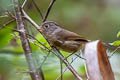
[[38, 21, 89, 58]]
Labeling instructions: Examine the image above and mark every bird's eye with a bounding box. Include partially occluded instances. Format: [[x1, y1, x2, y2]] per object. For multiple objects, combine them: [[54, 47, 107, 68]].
[[44, 25, 49, 28]]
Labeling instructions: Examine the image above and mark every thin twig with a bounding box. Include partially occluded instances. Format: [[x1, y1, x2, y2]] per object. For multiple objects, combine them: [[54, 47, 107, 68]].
[[0, 19, 15, 30], [22, 10, 39, 28], [42, 0, 56, 22], [39, 52, 51, 69], [56, 56, 78, 80], [6, 10, 16, 19], [13, 29, 50, 51], [31, 0, 43, 19], [102, 42, 120, 50], [29, 39, 47, 50], [29, 23, 35, 36], [109, 46, 120, 58], [75, 54, 86, 60], [0, 10, 16, 30], [60, 60, 63, 80], [53, 47, 83, 80], [28, 35, 49, 51], [21, 0, 27, 8]]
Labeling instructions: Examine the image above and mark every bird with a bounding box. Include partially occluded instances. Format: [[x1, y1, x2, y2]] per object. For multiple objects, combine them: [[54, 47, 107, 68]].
[[38, 21, 90, 59]]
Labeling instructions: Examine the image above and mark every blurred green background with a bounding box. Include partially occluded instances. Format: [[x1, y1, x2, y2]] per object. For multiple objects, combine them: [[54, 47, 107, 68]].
[[0, 0, 120, 80]]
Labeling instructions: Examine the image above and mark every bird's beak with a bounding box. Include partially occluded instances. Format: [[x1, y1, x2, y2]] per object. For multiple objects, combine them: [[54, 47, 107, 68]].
[[38, 26, 43, 31]]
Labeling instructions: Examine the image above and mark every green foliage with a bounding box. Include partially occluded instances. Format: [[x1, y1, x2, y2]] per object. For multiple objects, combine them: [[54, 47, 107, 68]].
[[30, 43, 39, 52], [112, 31, 120, 46], [0, 25, 14, 48], [117, 31, 120, 38], [0, 54, 14, 80], [0, 56, 12, 75], [60, 50, 70, 57], [80, 65, 86, 73], [113, 41, 120, 46], [0, 0, 13, 13], [36, 34, 51, 48]]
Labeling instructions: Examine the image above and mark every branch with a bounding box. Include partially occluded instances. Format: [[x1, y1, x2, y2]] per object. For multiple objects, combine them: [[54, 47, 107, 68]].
[[6, 10, 16, 19], [56, 56, 78, 80], [108, 46, 120, 58], [13, 29, 50, 51], [38, 52, 50, 69], [31, 0, 43, 19], [0, 19, 15, 30], [21, 0, 27, 8], [22, 10, 39, 28], [42, 0, 56, 22], [13, 0, 41, 80], [52, 47, 83, 80], [0, 10, 16, 30]]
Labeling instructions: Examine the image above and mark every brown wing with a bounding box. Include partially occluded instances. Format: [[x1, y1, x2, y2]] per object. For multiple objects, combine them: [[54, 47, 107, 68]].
[[56, 29, 88, 42]]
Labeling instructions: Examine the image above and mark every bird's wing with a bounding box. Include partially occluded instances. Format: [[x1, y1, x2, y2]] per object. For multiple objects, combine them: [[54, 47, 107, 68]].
[[57, 29, 89, 42]]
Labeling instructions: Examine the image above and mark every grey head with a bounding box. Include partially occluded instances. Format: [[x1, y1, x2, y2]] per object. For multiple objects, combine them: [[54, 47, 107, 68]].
[[39, 21, 62, 35]]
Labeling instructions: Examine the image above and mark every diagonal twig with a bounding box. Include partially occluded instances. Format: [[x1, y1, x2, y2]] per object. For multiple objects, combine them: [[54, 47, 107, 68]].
[[42, 0, 56, 22], [13, 29, 50, 51], [22, 9, 39, 28], [75, 54, 86, 60], [6, 10, 16, 19], [21, 0, 27, 8], [0, 10, 16, 30], [56, 53, 79, 80], [0, 19, 15, 30], [38, 52, 51, 69], [0, 9, 17, 30], [52, 47, 83, 80], [108, 46, 120, 58], [31, 0, 43, 19]]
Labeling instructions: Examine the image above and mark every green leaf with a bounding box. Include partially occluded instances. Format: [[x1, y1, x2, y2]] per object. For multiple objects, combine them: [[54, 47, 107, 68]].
[[30, 41, 39, 52], [60, 50, 70, 57], [117, 31, 120, 38], [113, 40, 120, 46], [0, 21, 15, 48], [0, 28, 13, 48], [80, 65, 85, 73], [36, 34, 50, 48]]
